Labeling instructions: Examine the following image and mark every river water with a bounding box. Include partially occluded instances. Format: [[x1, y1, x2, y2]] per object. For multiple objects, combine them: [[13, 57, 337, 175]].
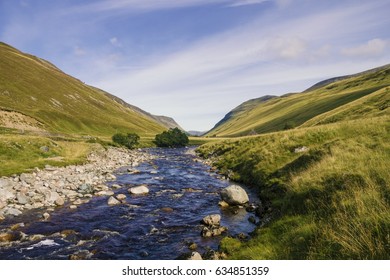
[[0, 148, 258, 259]]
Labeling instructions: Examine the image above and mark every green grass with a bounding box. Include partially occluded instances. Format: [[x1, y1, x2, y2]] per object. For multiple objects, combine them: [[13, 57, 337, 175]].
[[206, 65, 390, 137], [197, 115, 390, 259], [0, 133, 98, 176], [0, 42, 165, 137]]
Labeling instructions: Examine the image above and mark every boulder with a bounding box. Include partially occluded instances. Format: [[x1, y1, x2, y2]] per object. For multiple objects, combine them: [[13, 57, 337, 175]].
[[55, 197, 65, 206], [188, 252, 203, 260], [116, 194, 127, 201], [19, 173, 35, 185], [128, 185, 149, 195], [45, 191, 60, 205], [5, 208, 22, 217], [78, 184, 93, 194], [202, 214, 221, 226], [201, 226, 227, 237], [107, 196, 121, 206], [220, 185, 249, 206], [0, 187, 15, 201], [0, 178, 10, 188]]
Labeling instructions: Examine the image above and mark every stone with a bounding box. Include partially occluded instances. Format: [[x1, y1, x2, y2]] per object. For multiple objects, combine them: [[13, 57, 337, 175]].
[[188, 242, 197, 250], [5, 208, 22, 216], [45, 191, 60, 205], [218, 201, 229, 208], [40, 146, 50, 153], [55, 197, 65, 206], [161, 207, 174, 213], [107, 196, 121, 206], [202, 214, 221, 226], [294, 146, 309, 153], [19, 173, 35, 185], [248, 216, 257, 224], [112, 184, 122, 189], [0, 178, 10, 188], [188, 252, 203, 260], [16, 193, 29, 205], [0, 188, 15, 201], [172, 194, 183, 199], [220, 185, 249, 206], [43, 212, 50, 220], [201, 226, 227, 237], [116, 194, 127, 201], [0, 200, 6, 210], [0, 214, 5, 221], [0, 232, 15, 243], [69, 205, 77, 210], [78, 184, 93, 194], [128, 185, 149, 195]]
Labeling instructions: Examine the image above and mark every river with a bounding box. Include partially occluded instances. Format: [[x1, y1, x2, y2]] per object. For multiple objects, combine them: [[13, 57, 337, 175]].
[[0, 147, 258, 259]]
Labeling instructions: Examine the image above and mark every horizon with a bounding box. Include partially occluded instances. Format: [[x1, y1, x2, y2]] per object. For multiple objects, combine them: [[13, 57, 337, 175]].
[[1, 0, 389, 131]]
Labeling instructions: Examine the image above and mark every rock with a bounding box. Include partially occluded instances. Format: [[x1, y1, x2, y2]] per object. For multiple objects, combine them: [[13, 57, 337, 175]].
[[202, 214, 221, 226], [55, 197, 65, 206], [16, 193, 29, 205], [218, 201, 229, 208], [150, 170, 158, 174], [128, 185, 149, 195], [78, 184, 93, 194], [5, 208, 23, 216], [19, 173, 35, 185], [128, 169, 141, 174], [188, 252, 203, 260], [0, 187, 15, 201], [201, 226, 227, 237], [294, 146, 309, 153], [40, 146, 50, 153], [106, 174, 116, 181], [0, 214, 4, 221], [69, 250, 92, 260], [0, 232, 15, 242], [116, 194, 127, 201], [172, 194, 183, 199], [107, 196, 121, 206], [220, 185, 249, 206], [0, 200, 6, 210], [188, 242, 197, 250], [248, 216, 257, 224], [69, 205, 77, 210], [45, 191, 60, 205], [43, 212, 50, 220], [0, 178, 10, 188], [161, 207, 174, 213], [112, 184, 122, 189]]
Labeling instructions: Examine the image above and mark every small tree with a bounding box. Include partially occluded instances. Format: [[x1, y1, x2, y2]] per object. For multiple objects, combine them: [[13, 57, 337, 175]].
[[112, 132, 140, 149], [154, 128, 189, 148]]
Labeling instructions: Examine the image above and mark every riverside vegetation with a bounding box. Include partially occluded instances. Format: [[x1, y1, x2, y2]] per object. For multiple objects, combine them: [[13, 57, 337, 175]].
[[197, 65, 390, 259]]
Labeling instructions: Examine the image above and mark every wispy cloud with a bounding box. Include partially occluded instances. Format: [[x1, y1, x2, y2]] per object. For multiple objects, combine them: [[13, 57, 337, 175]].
[[341, 38, 388, 57]]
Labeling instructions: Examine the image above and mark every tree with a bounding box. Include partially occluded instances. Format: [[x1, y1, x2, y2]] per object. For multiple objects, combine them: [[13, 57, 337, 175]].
[[112, 132, 140, 149], [154, 127, 189, 148]]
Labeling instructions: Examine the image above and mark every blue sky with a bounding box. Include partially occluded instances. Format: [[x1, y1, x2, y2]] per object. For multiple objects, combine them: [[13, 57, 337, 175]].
[[1, 0, 389, 131]]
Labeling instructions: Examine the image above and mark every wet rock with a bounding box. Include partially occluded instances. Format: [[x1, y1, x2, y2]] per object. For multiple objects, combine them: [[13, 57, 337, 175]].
[[248, 216, 257, 224], [112, 184, 122, 189], [69, 205, 77, 210], [116, 194, 127, 201], [128, 169, 141, 174], [10, 223, 24, 230], [202, 214, 221, 226], [0, 214, 4, 221], [150, 170, 158, 174], [69, 250, 92, 260], [107, 196, 121, 206], [172, 194, 183, 199], [0, 232, 15, 242], [43, 212, 50, 220], [161, 207, 174, 213], [188, 252, 202, 260], [183, 188, 202, 193], [188, 242, 197, 250], [140, 250, 149, 257], [78, 184, 93, 194], [220, 185, 249, 206], [218, 201, 229, 208], [4, 208, 22, 216], [201, 226, 227, 237], [129, 185, 149, 195], [106, 174, 116, 181]]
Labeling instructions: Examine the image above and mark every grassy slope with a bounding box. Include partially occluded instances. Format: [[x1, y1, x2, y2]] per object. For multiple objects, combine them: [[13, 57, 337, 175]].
[[206, 64, 390, 137], [0, 42, 165, 137], [197, 115, 390, 259]]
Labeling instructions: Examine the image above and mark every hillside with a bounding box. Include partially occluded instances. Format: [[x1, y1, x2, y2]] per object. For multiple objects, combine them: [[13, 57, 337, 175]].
[[0, 42, 168, 137], [206, 64, 390, 137]]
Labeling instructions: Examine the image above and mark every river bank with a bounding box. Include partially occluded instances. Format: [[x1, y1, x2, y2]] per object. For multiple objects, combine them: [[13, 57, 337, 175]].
[[0, 147, 153, 221]]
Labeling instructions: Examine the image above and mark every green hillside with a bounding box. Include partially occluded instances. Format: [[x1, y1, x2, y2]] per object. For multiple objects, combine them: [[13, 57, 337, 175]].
[[206, 64, 390, 137], [0, 42, 166, 137]]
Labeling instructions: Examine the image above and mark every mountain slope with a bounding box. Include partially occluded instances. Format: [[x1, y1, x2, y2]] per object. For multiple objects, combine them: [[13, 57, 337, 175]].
[[0, 42, 167, 137], [206, 64, 390, 137]]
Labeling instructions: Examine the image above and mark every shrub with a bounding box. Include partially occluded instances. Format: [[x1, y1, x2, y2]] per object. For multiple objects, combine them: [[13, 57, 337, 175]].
[[112, 133, 140, 149], [154, 128, 189, 148]]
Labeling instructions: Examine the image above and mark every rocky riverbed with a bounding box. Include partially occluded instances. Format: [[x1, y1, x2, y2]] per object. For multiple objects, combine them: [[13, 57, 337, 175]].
[[0, 147, 153, 221]]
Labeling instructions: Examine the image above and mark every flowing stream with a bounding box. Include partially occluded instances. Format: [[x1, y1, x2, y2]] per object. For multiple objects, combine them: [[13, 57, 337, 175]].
[[0, 147, 258, 259]]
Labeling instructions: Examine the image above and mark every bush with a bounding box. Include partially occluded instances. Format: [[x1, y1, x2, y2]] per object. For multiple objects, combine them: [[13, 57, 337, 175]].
[[112, 133, 140, 149], [154, 128, 189, 148]]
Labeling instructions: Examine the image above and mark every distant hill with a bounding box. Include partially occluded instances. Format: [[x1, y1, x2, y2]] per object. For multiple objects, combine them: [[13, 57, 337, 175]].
[[206, 64, 390, 137], [0, 42, 179, 137]]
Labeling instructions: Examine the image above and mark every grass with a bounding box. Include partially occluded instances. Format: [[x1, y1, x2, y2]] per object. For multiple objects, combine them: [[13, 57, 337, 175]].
[[197, 115, 390, 259], [0, 42, 165, 137], [206, 64, 390, 137], [0, 133, 99, 176]]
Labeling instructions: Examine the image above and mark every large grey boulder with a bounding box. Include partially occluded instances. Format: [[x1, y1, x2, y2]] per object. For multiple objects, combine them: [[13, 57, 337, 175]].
[[220, 185, 249, 206]]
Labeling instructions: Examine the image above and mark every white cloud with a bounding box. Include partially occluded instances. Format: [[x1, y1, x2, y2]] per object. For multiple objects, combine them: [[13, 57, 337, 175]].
[[73, 46, 86, 56], [227, 0, 268, 7], [110, 37, 122, 47], [341, 38, 388, 57]]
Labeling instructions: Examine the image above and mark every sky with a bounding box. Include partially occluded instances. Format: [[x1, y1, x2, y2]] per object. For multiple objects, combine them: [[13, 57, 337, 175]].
[[1, 0, 389, 131]]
